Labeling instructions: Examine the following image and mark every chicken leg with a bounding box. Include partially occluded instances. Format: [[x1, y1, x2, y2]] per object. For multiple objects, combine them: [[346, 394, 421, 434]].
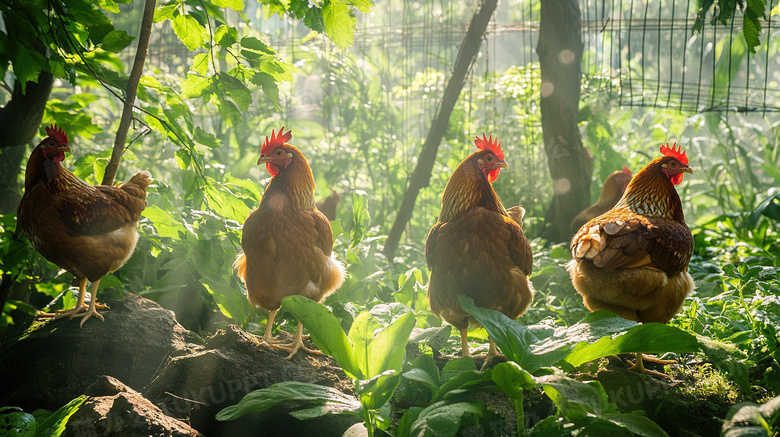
[[274, 322, 321, 360], [39, 277, 106, 327], [481, 338, 499, 371], [460, 327, 470, 357], [627, 352, 675, 378], [261, 308, 278, 345]]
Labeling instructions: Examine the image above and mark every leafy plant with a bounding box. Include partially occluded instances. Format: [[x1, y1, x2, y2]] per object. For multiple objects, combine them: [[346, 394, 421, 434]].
[[217, 296, 416, 437], [0, 396, 86, 437]]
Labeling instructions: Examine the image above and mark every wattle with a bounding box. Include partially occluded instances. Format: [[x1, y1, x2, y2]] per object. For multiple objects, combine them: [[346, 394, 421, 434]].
[[266, 162, 280, 176]]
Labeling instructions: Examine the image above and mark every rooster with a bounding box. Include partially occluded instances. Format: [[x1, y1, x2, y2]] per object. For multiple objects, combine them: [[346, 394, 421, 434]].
[[17, 125, 151, 327], [567, 143, 694, 376], [234, 126, 345, 359], [426, 134, 535, 367], [569, 166, 632, 234]]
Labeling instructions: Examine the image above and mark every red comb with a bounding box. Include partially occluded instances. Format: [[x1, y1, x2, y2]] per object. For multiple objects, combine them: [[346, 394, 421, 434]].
[[474, 133, 504, 160], [261, 126, 292, 155], [622, 165, 631, 176], [45, 124, 68, 146], [660, 142, 688, 165]]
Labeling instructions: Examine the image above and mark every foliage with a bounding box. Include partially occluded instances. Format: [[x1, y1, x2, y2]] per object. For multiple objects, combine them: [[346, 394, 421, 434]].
[[0, 397, 86, 437]]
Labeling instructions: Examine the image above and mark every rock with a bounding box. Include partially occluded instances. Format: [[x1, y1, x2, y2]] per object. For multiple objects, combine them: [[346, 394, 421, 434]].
[[144, 325, 359, 437], [65, 376, 200, 436], [0, 295, 202, 411]]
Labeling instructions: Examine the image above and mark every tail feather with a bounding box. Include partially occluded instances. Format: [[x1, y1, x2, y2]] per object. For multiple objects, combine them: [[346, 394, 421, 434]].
[[119, 171, 152, 199], [234, 251, 247, 281]]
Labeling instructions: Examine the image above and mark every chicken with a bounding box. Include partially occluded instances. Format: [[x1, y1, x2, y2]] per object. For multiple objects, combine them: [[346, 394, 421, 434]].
[[506, 205, 526, 229], [426, 133, 535, 368], [566, 143, 694, 376], [234, 126, 345, 359], [569, 166, 632, 234], [17, 124, 151, 327], [316, 189, 341, 221]]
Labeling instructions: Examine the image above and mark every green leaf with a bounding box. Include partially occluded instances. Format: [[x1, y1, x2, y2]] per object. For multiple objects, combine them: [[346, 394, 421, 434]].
[[357, 370, 401, 410], [205, 180, 251, 223], [98, 30, 135, 53], [193, 126, 221, 148], [210, 0, 244, 11], [216, 381, 360, 421], [154, 4, 177, 22], [539, 375, 614, 421], [143, 204, 189, 239], [564, 322, 701, 367], [172, 14, 208, 51], [35, 395, 86, 437], [402, 353, 440, 389], [323, 0, 357, 48], [191, 53, 210, 75], [0, 408, 35, 436], [459, 296, 569, 372], [181, 74, 213, 99], [349, 190, 370, 250], [220, 73, 253, 112], [696, 334, 750, 393], [12, 47, 46, 93], [214, 25, 239, 48], [174, 148, 191, 169], [366, 312, 415, 377], [240, 37, 274, 58], [406, 401, 482, 437], [343, 0, 373, 13], [304, 7, 325, 33], [281, 295, 360, 379], [599, 412, 671, 437], [251, 72, 281, 109], [491, 362, 536, 400], [349, 312, 381, 377]]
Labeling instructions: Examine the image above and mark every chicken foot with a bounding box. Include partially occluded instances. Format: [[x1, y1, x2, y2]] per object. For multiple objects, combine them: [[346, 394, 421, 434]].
[[480, 338, 502, 371], [38, 277, 106, 327], [627, 352, 672, 378], [273, 322, 322, 360]]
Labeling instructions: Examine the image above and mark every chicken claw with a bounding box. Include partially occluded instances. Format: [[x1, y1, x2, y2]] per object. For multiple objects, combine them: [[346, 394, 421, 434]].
[[272, 322, 322, 359], [626, 352, 672, 378]]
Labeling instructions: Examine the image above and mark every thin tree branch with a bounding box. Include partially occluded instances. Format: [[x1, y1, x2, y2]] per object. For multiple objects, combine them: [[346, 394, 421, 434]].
[[102, 0, 156, 186], [382, 0, 498, 261]]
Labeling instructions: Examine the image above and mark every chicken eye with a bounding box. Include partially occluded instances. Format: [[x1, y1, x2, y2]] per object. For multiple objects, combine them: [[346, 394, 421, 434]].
[[275, 150, 283, 156], [487, 156, 493, 162], [670, 161, 677, 167]]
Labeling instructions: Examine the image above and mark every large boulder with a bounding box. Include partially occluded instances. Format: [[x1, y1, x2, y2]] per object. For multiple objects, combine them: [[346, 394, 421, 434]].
[[144, 325, 360, 437], [65, 375, 201, 436], [0, 295, 202, 411]]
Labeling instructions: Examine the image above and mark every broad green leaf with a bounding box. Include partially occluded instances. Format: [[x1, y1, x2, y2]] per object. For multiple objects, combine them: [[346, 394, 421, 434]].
[[216, 381, 360, 421], [154, 4, 177, 22], [35, 395, 86, 437], [349, 190, 370, 250], [281, 295, 360, 379], [343, 0, 373, 13], [215, 96, 242, 127], [181, 74, 213, 99], [538, 375, 613, 421], [357, 370, 401, 410], [434, 368, 492, 403], [696, 334, 750, 393], [172, 14, 208, 51], [366, 312, 415, 377], [323, 0, 357, 48], [174, 148, 191, 169], [210, 0, 244, 11], [193, 126, 221, 148], [491, 362, 536, 401], [349, 312, 381, 378], [402, 368, 439, 391], [191, 53, 210, 76], [142, 205, 188, 239], [403, 353, 440, 389], [565, 323, 700, 367], [98, 30, 135, 53], [205, 181, 251, 223], [12, 47, 45, 93], [215, 25, 239, 48], [459, 296, 569, 372], [304, 7, 325, 33], [440, 357, 476, 383], [0, 408, 35, 436], [397, 407, 424, 437], [406, 401, 482, 437], [600, 412, 670, 437], [252, 72, 281, 109], [240, 37, 274, 58], [220, 73, 253, 112]]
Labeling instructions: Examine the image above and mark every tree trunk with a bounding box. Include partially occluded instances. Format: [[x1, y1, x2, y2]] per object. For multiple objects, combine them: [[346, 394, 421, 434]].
[[382, 0, 498, 261], [536, 0, 590, 243], [0, 71, 54, 213]]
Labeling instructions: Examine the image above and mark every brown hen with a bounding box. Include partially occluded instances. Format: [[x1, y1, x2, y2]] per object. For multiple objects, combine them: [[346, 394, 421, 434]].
[[567, 143, 694, 376], [234, 126, 345, 359], [17, 125, 151, 326], [569, 166, 632, 234], [426, 134, 535, 367]]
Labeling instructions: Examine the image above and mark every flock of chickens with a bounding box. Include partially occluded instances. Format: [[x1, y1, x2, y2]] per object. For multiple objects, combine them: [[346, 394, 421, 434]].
[[17, 124, 694, 376]]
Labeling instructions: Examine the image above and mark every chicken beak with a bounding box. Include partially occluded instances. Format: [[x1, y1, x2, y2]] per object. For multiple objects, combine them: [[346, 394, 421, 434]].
[[498, 160, 510, 170], [58, 145, 71, 153], [682, 165, 693, 175], [257, 155, 271, 165]]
